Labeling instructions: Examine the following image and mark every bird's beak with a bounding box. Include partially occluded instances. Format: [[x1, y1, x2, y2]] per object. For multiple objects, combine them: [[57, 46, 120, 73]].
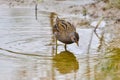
[[76, 41, 79, 46]]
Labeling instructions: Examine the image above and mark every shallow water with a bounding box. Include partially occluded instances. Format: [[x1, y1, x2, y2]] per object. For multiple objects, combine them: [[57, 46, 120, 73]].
[[0, 0, 120, 80]]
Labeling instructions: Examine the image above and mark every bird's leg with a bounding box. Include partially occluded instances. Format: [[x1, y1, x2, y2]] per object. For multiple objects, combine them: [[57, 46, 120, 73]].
[[64, 44, 67, 51]]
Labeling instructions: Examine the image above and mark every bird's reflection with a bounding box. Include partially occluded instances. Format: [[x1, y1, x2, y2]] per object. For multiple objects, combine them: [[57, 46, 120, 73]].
[[53, 51, 79, 74]]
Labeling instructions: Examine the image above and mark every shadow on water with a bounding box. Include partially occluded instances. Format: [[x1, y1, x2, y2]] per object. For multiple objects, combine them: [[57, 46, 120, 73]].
[[53, 51, 79, 74]]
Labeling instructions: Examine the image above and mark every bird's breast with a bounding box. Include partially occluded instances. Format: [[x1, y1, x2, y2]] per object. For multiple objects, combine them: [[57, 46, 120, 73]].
[[55, 32, 73, 44]]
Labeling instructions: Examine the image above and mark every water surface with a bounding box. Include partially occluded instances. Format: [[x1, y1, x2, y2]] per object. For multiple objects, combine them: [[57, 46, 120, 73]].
[[0, 0, 119, 80]]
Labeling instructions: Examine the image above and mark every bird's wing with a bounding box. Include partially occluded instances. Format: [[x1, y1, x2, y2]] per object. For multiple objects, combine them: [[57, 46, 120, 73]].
[[66, 21, 76, 32], [59, 20, 76, 32], [53, 19, 76, 34]]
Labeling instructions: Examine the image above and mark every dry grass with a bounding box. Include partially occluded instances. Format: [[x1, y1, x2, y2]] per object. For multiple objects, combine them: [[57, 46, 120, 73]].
[[102, 0, 120, 9], [109, 0, 120, 8]]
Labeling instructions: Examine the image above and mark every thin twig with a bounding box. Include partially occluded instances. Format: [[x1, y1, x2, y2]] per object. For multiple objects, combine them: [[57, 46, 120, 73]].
[[94, 17, 104, 39], [94, 17, 107, 52], [87, 17, 104, 54], [35, 1, 38, 20], [87, 29, 94, 54], [0, 47, 51, 57], [97, 31, 104, 52], [50, 12, 58, 54], [94, 17, 104, 33]]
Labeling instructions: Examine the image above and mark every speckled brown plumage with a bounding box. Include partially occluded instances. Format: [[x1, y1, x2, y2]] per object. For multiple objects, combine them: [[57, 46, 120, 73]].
[[53, 17, 79, 50]]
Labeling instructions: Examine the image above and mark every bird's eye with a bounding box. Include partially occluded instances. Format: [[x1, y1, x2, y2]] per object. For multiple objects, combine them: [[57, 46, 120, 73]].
[[73, 38, 76, 41]]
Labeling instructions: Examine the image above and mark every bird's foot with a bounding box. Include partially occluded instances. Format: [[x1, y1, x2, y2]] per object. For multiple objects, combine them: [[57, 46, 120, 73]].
[[64, 44, 67, 51]]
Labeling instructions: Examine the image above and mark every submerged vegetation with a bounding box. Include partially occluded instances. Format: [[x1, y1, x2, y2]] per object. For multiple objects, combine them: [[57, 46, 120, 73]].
[[95, 48, 120, 80]]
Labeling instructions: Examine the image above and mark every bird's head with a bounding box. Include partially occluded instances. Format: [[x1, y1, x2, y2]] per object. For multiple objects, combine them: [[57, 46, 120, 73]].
[[70, 32, 79, 46]]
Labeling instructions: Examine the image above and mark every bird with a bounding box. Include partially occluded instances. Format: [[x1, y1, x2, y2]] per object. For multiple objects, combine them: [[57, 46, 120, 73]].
[[53, 17, 79, 50]]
